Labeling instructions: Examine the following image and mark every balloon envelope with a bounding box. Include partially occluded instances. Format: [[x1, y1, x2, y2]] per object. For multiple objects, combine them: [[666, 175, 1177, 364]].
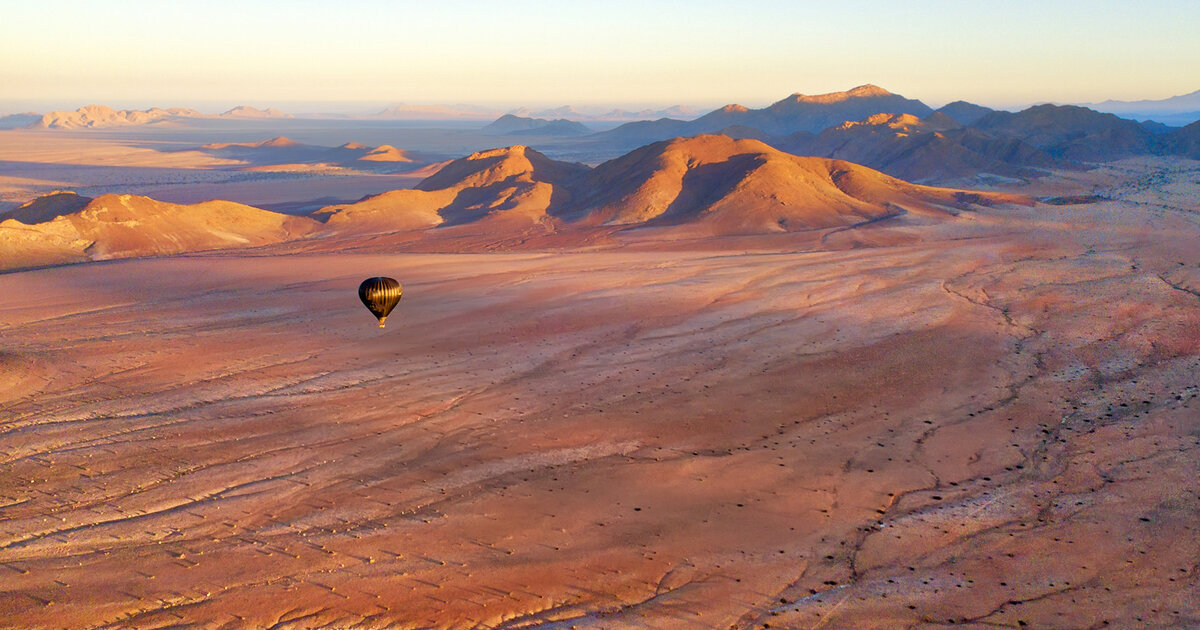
[[358, 277, 402, 327]]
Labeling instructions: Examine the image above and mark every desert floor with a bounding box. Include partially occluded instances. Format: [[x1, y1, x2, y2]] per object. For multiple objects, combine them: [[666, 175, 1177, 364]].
[[2, 159, 1200, 629]]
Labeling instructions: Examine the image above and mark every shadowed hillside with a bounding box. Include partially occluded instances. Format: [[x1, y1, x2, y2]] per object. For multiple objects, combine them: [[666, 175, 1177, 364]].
[[771, 113, 1064, 183], [971, 104, 1160, 161], [1164, 120, 1200, 159], [4, 191, 94, 224]]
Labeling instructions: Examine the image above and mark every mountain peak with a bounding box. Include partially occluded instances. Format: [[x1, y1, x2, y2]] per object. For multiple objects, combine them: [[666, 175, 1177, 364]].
[[78, 104, 118, 115], [468, 145, 533, 160], [788, 84, 895, 104], [261, 136, 299, 147], [414, 144, 573, 193], [358, 144, 412, 162], [935, 101, 995, 126], [847, 84, 893, 97]]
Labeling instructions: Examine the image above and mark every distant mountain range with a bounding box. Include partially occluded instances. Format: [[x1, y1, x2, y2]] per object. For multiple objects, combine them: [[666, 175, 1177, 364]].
[[762, 102, 1184, 183], [9, 86, 1200, 135], [1, 135, 1027, 270], [22, 104, 293, 129], [482, 115, 592, 136], [2, 102, 702, 128], [31, 105, 200, 129], [592, 85, 935, 149], [576, 86, 1200, 184], [1082, 89, 1200, 126], [7, 86, 1200, 187]]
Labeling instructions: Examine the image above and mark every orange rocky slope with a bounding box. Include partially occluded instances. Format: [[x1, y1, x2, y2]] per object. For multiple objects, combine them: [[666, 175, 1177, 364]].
[[0, 193, 318, 271], [570, 135, 1029, 233], [314, 145, 589, 231], [2, 136, 1029, 269], [321, 135, 1029, 236]]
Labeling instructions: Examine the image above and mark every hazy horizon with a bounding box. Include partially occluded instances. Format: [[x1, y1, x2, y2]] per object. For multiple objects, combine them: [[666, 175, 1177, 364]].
[[0, 98, 709, 118], [4, 0, 1198, 117], [6, 83, 1200, 121]]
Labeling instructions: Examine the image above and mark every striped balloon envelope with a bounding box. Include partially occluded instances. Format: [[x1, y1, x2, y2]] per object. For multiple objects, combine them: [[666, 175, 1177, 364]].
[[358, 277, 402, 328]]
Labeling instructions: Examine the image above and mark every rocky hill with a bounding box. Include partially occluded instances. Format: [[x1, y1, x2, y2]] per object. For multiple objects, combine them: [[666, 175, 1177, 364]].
[[0, 193, 317, 270]]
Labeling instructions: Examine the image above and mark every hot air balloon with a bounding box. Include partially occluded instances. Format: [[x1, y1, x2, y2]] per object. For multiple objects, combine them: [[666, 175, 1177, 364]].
[[358, 277, 402, 327]]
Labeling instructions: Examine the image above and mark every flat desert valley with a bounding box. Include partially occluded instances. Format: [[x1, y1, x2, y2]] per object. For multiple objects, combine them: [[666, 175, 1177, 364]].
[[2, 121, 1200, 629]]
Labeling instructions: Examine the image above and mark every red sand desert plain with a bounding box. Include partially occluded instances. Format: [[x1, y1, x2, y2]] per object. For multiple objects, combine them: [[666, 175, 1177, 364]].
[[1, 122, 1199, 629]]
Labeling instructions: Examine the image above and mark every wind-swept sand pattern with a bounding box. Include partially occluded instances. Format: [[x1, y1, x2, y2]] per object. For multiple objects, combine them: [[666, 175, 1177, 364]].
[[0, 161, 1198, 628]]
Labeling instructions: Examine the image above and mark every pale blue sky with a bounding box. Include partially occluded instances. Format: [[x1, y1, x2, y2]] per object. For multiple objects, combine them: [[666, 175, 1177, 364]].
[[2, 0, 1198, 112]]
